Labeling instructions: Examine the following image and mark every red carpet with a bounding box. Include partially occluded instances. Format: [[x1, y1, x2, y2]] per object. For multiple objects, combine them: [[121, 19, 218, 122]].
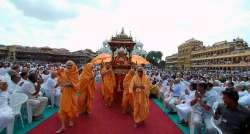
[[29, 84, 182, 134]]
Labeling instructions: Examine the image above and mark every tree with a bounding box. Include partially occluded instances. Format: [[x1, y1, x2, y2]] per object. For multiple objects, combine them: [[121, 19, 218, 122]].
[[146, 51, 163, 66], [158, 60, 166, 70]]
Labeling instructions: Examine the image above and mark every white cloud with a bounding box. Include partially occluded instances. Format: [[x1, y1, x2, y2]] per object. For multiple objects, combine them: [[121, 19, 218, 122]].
[[0, 0, 250, 58], [10, 0, 78, 21]]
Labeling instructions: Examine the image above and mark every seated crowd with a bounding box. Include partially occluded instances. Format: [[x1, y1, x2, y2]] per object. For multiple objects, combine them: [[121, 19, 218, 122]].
[[0, 62, 62, 133], [148, 69, 250, 134]]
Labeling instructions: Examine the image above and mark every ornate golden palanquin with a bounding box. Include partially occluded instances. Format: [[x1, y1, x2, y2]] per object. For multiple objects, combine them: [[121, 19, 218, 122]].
[[107, 28, 136, 91]]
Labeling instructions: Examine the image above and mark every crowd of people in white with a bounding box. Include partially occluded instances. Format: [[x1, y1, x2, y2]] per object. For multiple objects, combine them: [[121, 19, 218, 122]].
[[0, 61, 250, 134], [148, 69, 250, 134], [0, 62, 62, 134]]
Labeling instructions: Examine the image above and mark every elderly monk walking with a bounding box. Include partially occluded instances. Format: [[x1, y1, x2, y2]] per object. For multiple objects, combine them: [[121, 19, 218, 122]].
[[78, 63, 96, 115], [129, 67, 151, 128], [101, 63, 116, 107], [56, 61, 79, 134], [122, 67, 135, 114]]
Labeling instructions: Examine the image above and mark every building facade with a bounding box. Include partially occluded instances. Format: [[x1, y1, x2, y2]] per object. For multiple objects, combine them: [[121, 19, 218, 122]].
[[0, 45, 97, 64], [166, 38, 250, 71]]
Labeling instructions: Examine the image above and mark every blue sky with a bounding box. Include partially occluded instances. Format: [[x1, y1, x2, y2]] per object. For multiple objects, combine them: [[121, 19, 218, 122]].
[[0, 0, 250, 57]]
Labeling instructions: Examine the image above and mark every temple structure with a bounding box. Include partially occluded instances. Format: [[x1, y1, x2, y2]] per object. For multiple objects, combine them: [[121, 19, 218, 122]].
[[98, 30, 147, 57], [0, 45, 97, 64], [166, 38, 250, 71]]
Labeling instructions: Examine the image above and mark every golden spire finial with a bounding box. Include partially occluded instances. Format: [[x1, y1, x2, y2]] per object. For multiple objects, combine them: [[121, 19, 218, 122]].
[[121, 27, 124, 34]]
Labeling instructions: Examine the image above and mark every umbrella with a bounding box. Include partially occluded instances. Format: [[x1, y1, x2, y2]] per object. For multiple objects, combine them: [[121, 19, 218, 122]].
[[91, 53, 111, 64], [131, 55, 150, 64], [91, 53, 150, 65]]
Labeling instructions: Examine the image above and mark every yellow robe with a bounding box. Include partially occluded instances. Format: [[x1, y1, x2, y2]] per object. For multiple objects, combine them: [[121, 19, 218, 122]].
[[129, 73, 150, 123], [101, 66, 116, 104], [57, 63, 79, 120], [122, 70, 134, 111], [150, 84, 160, 98], [100, 67, 105, 97], [78, 63, 96, 113]]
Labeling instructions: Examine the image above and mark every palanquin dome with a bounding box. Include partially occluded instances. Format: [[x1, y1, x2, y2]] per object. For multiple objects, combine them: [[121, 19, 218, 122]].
[[97, 28, 147, 57]]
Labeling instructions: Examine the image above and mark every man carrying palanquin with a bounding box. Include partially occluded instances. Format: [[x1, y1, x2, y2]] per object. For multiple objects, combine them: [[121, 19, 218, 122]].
[[122, 66, 135, 114], [78, 63, 96, 115], [101, 63, 116, 107], [129, 66, 151, 127]]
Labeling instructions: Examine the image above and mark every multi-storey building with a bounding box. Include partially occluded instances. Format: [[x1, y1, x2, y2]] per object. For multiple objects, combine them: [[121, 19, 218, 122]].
[[0, 45, 97, 64], [166, 38, 250, 71], [177, 38, 203, 70], [165, 53, 178, 70]]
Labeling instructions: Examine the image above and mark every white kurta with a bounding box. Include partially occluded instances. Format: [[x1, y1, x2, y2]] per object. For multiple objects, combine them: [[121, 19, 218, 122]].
[[176, 90, 195, 121], [0, 91, 14, 131], [238, 90, 248, 98], [43, 77, 57, 97], [239, 93, 250, 107], [0, 68, 8, 76], [7, 81, 22, 94]]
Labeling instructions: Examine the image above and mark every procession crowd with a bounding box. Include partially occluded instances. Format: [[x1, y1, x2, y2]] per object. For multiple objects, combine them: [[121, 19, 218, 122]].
[[0, 61, 151, 134], [0, 61, 250, 134]]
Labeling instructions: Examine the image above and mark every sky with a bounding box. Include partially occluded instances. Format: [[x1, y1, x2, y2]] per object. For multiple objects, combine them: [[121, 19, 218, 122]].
[[0, 0, 250, 57]]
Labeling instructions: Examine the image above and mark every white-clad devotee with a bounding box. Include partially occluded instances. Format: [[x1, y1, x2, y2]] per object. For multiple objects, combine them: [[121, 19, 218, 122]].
[[212, 80, 224, 94], [21, 71, 48, 120], [181, 75, 191, 89], [40, 69, 50, 94], [41, 69, 50, 83], [0, 76, 14, 132], [44, 71, 59, 107], [0, 62, 8, 76], [191, 82, 218, 134], [164, 78, 186, 113], [19, 71, 29, 86], [235, 84, 248, 97], [224, 76, 237, 86], [163, 78, 174, 104], [156, 72, 161, 82], [176, 82, 197, 124], [238, 84, 250, 107], [7, 70, 22, 94], [159, 76, 168, 100], [225, 81, 235, 88], [54, 86, 61, 107]]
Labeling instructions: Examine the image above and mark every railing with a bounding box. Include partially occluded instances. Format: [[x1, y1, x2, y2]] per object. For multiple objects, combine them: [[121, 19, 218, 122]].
[[192, 62, 250, 67]]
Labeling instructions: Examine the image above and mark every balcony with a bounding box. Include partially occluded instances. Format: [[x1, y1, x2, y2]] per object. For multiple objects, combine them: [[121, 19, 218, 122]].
[[191, 50, 250, 61], [192, 62, 250, 67]]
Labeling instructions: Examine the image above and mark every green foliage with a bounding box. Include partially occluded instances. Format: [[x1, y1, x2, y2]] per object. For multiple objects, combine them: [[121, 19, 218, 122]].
[[158, 60, 166, 69], [146, 51, 163, 66]]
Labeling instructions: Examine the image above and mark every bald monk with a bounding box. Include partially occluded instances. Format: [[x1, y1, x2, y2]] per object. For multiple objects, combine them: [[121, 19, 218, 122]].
[[122, 67, 135, 114], [78, 63, 96, 114], [129, 67, 151, 128], [101, 63, 116, 107], [56, 61, 79, 134]]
